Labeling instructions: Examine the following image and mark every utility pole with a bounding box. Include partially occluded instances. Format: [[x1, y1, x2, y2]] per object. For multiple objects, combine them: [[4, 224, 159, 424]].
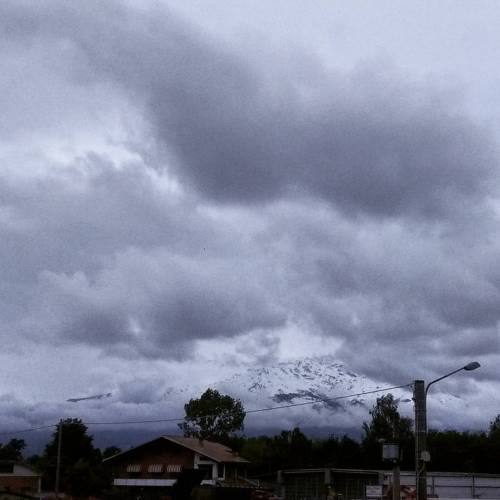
[[55, 420, 63, 499], [413, 364, 481, 500], [393, 461, 400, 500], [414, 380, 427, 500], [392, 423, 400, 500]]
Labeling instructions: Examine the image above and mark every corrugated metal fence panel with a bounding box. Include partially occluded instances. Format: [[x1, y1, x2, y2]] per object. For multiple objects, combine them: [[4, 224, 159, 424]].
[[285, 471, 325, 500]]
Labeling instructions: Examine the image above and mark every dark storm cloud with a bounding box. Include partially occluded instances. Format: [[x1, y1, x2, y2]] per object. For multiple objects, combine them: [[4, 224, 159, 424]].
[[0, 0, 497, 219], [116, 379, 165, 405], [150, 74, 496, 219], [0, 157, 203, 282], [0, 0, 499, 405], [0, 157, 284, 358], [249, 202, 500, 384], [69, 248, 282, 358]]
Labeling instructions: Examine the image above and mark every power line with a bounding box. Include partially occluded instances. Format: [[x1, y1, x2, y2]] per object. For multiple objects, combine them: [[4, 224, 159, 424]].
[[245, 382, 413, 414], [0, 424, 56, 436], [85, 417, 183, 426], [83, 383, 412, 424], [0, 382, 412, 436]]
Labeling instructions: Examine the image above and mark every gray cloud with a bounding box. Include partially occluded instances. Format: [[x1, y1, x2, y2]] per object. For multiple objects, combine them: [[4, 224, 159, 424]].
[[242, 201, 500, 385], [2, 153, 497, 381], [0, 0, 497, 220], [0, 158, 284, 358], [117, 379, 165, 405], [0, 0, 498, 432]]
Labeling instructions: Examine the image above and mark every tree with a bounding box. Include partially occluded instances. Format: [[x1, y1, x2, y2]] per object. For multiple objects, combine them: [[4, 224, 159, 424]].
[[490, 415, 500, 438], [362, 394, 413, 468], [0, 438, 26, 461], [179, 388, 245, 442], [427, 430, 485, 472], [41, 418, 109, 496], [240, 428, 314, 474], [266, 428, 312, 469], [312, 434, 362, 469]]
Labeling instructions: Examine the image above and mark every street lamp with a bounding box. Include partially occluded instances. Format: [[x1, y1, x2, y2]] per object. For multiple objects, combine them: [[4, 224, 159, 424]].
[[414, 362, 481, 500]]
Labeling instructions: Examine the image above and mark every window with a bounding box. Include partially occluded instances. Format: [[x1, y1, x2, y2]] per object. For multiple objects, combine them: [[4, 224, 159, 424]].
[[197, 464, 213, 480], [126, 464, 141, 473], [166, 464, 182, 473], [217, 463, 225, 479], [148, 464, 163, 473]]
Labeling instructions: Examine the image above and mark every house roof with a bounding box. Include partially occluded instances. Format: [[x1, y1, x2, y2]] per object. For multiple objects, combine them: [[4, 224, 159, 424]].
[[164, 436, 249, 464], [103, 435, 249, 465]]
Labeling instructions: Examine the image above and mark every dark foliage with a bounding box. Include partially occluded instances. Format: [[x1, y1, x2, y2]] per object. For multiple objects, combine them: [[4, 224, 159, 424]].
[[38, 418, 111, 496], [0, 438, 26, 461], [179, 388, 246, 442], [241, 428, 364, 475], [361, 394, 414, 469]]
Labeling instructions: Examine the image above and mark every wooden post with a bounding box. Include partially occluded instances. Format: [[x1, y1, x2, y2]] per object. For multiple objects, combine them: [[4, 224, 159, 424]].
[[55, 421, 63, 499]]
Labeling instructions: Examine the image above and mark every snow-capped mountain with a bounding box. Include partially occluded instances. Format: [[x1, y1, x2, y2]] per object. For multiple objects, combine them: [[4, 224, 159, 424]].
[[59, 355, 472, 438], [211, 356, 413, 433], [217, 357, 384, 401], [114, 356, 413, 435]]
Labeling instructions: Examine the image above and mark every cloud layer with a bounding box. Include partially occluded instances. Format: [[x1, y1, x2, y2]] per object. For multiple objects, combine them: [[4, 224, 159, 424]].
[[0, 0, 498, 432]]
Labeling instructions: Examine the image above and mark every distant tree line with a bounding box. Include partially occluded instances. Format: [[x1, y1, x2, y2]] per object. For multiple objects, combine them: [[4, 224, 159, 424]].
[[228, 394, 500, 476]]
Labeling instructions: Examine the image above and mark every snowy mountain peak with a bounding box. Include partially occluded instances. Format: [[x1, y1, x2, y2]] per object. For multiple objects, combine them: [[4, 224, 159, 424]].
[[209, 356, 410, 432]]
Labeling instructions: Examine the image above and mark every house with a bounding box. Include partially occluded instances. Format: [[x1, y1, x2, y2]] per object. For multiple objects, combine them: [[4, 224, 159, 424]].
[[104, 435, 250, 495], [0, 461, 41, 498]]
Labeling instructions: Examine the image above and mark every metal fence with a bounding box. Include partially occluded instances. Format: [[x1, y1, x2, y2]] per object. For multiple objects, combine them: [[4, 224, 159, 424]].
[[278, 469, 500, 500]]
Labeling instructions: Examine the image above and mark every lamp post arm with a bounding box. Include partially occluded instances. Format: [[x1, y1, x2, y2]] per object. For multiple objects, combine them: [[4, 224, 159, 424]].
[[425, 367, 464, 396]]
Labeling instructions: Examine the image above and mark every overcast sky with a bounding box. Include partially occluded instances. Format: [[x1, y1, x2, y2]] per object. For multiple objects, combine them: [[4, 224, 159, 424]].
[[0, 0, 499, 437]]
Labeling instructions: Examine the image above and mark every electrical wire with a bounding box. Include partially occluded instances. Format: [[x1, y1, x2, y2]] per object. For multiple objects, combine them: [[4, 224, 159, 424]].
[[245, 382, 413, 414], [0, 424, 57, 436], [0, 382, 412, 436]]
